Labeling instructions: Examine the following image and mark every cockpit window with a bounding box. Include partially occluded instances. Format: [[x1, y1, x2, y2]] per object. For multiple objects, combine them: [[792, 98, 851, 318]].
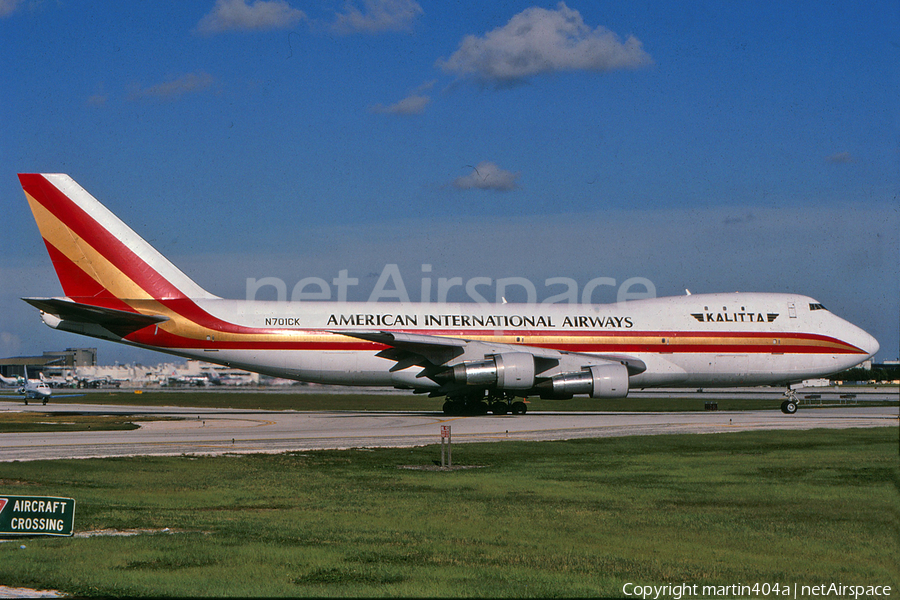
[[809, 303, 827, 311]]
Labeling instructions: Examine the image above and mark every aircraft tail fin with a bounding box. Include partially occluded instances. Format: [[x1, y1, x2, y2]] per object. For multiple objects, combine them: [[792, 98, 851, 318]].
[[18, 174, 218, 304]]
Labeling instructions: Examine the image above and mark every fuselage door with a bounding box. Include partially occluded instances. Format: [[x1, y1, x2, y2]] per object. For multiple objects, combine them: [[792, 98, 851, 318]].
[[788, 302, 797, 318]]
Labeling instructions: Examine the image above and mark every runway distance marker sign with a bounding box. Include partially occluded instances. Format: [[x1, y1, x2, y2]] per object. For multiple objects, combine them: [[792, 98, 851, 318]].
[[0, 495, 75, 537]]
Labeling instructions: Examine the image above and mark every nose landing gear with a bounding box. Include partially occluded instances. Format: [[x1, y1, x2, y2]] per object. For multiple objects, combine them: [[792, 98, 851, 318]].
[[780, 389, 798, 414]]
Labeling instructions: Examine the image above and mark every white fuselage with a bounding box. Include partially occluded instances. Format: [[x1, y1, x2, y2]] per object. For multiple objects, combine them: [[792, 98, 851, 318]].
[[105, 292, 877, 391]]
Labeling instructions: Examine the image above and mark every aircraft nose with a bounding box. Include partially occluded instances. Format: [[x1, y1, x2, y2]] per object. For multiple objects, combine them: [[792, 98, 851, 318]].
[[860, 331, 880, 358], [848, 324, 880, 359]]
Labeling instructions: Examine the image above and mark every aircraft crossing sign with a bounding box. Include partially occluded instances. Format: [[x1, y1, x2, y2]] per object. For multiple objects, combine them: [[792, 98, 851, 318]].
[[0, 496, 75, 537]]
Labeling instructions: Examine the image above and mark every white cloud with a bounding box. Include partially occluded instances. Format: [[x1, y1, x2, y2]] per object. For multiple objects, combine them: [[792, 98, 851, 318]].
[[370, 94, 430, 115], [197, 0, 306, 34], [333, 0, 423, 34], [414, 79, 437, 93], [453, 162, 520, 191], [86, 83, 108, 107], [826, 152, 855, 164], [369, 80, 436, 114], [0, 0, 22, 18], [129, 71, 215, 101], [437, 2, 652, 86]]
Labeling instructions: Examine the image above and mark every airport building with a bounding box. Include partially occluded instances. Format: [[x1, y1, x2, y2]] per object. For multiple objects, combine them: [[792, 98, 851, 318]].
[[0, 348, 97, 378], [73, 359, 259, 388], [0, 348, 257, 388]]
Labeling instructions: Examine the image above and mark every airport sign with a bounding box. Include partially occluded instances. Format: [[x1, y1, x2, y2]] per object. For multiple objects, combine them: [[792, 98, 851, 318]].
[[0, 496, 75, 537]]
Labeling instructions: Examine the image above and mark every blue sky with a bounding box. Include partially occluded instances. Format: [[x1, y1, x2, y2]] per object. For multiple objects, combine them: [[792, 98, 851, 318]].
[[2, 0, 897, 365]]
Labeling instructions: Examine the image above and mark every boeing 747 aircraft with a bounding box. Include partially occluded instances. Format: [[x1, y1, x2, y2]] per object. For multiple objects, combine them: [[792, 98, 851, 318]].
[[17, 174, 879, 415]]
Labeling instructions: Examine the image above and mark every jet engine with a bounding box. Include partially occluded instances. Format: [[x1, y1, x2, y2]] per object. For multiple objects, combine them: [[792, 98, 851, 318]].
[[444, 352, 536, 390], [537, 363, 629, 399]]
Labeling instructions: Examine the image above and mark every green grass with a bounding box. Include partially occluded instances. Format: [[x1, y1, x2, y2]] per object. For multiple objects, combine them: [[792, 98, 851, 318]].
[[0, 428, 897, 597], [0, 412, 176, 433]]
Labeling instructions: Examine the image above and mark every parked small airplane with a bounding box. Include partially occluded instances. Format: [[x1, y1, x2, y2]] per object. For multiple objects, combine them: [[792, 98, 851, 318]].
[[167, 372, 210, 387], [0, 366, 52, 404], [0, 373, 23, 386], [75, 374, 122, 389], [17, 174, 879, 415], [39, 371, 72, 388], [205, 370, 253, 386]]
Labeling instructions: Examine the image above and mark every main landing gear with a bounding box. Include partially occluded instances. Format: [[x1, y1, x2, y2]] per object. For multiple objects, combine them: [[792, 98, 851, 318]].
[[780, 389, 798, 415], [442, 391, 527, 416]]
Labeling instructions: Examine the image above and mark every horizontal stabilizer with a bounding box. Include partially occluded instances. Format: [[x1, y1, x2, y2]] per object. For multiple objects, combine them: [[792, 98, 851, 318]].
[[23, 297, 169, 337]]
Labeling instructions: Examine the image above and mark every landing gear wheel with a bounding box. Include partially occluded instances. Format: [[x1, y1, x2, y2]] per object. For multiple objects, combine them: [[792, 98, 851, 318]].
[[42, 398, 48, 405], [24, 399, 28, 406], [443, 400, 458, 415], [490, 401, 508, 415], [511, 401, 527, 415], [780, 387, 800, 415], [780, 400, 797, 415]]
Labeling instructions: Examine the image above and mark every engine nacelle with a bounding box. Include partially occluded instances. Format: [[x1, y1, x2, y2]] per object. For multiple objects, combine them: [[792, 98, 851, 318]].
[[448, 352, 536, 390], [539, 363, 629, 399]]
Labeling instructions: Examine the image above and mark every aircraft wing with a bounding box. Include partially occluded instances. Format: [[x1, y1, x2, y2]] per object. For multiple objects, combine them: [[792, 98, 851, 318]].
[[335, 330, 466, 367], [22, 297, 169, 337], [335, 330, 646, 394]]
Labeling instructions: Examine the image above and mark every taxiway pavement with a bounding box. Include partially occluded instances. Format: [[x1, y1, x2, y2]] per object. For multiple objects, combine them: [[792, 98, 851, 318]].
[[0, 402, 896, 461]]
